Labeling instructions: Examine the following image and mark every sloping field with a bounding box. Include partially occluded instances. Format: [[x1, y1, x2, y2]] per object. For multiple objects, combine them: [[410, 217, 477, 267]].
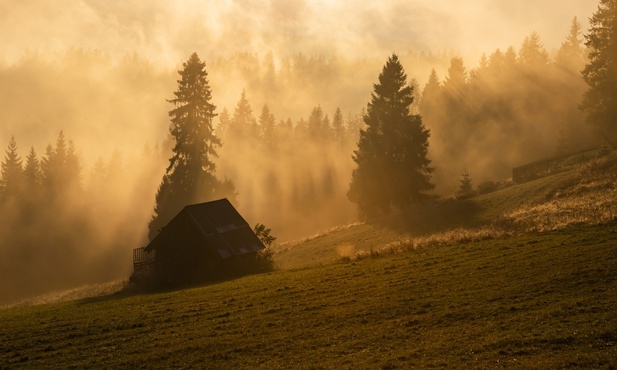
[[273, 166, 604, 270], [1, 223, 615, 368], [1, 154, 616, 368]]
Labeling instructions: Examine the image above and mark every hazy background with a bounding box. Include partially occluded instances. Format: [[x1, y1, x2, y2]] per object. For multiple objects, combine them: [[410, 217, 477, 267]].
[[0, 1, 598, 65], [0, 0, 600, 304]]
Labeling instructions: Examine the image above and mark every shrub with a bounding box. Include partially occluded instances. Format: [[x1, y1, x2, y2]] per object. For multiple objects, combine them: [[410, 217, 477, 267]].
[[252, 223, 277, 272], [477, 180, 499, 195]]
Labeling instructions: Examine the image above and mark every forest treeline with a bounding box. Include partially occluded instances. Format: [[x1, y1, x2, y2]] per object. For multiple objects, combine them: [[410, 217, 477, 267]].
[[0, 16, 604, 304], [0, 133, 164, 304]]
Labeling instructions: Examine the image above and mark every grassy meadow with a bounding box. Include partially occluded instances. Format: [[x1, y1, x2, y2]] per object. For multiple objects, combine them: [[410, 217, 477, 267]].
[[1, 155, 617, 368]]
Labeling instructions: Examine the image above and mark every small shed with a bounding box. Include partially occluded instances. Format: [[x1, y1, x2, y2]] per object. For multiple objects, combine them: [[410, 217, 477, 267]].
[[131, 198, 265, 286]]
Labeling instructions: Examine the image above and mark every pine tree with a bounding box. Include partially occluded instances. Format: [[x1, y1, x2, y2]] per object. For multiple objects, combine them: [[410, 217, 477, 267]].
[[149, 53, 235, 239], [40, 143, 56, 193], [488, 49, 505, 75], [456, 167, 474, 200], [259, 104, 277, 149], [347, 54, 433, 218], [519, 32, 549, 69], [1, 136, 24, 199], [87, 156, 108, 199], [307, 106, 325, 140], [65, 140, 82, 195], [419, 68, 442, 122], [556, 17, 586, 73], [332, 107, 345, 144], [442, 58, 470, 152], [40, 132, 82, 202], [503, 46, 518, 71], [322, 114, 332, 140], [581, 0, 617, 146], [443, 57, 467, 101], [23, 146, 41, 194], [344, 111, 363, 145], [41, 132, 67, 196], [216, 107, 232, 138], [230, 90, 258, 139]]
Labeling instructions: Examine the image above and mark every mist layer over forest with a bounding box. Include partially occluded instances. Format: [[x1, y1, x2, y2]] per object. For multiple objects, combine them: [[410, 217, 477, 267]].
[[0, 1, 600, 304]]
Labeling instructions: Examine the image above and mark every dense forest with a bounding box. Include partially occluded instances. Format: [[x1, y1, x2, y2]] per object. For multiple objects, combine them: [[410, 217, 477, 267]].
[[0, 16, 602, 304]]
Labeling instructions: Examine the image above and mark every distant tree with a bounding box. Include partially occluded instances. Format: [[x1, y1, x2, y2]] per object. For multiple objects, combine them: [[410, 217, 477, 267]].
[[216, 107, 232, 138], [469, 53, 489, 88], [41, 132, 83, 200], [65, 140, 83, 196], [295, 117, 308, 139], [443, 57, 467, 102], [40, 143, 56, 193], [581, 0, 617, 146], [332, 107, 345, 144], [23, 146, 41, 192], [419, 68, 442, 122], [149, 53, 235, 240], [555, 17, 586, 73], [347, 54, 434, 218], [519, 32, 549, 69], [408, 78, 422, 115], [503, 46, 518, 71], [344, 110, 364, 145], [487, 49, 505, 76], [229, 90, 258, 139], [87, 156, 108, 198], [278, 118, 294, 142], [259, 104, 277, 149], [307, 106, 325, 140], [455, 167, 474, 200], [442, 58, 470, 150], [0, 136, 24, 199], [322, 114, 332, 140]]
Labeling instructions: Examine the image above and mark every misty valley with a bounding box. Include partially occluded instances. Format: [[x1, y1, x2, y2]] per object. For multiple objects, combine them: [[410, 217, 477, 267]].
[[1, 0, 616, 367]]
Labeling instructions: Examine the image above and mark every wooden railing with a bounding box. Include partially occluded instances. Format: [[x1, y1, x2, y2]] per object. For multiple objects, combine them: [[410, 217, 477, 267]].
[[512, 147, 603, 183], [133, 247, 155, 269]]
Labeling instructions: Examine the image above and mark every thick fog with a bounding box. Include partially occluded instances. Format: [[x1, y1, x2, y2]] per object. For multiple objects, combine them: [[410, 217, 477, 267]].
[[0, 1, 599, 304]]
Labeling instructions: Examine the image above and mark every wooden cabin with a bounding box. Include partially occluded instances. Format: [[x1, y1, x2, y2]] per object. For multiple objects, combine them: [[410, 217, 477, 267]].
[[131, 199, 265, 287]]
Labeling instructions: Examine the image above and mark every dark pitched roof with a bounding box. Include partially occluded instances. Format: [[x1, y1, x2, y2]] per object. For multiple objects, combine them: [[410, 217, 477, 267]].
[[146, 198, 265, 259]]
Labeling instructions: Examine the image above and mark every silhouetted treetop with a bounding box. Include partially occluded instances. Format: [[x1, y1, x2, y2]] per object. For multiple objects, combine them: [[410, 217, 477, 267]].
[[348, 54, 433, 219], [581, 0, 617, 146], [149, 53, 235, 240]]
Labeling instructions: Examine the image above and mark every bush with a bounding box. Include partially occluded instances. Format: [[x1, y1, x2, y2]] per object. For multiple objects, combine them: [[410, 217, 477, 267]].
[[477, 180, 499, 195], [252, 223, 277, 273]]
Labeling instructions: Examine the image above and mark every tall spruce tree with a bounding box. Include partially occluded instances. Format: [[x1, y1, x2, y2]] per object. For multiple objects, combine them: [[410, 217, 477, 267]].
[[347, 54, 433, 219], [332, 107, 345, 144], [259, 104, 277, 149], [519, 32, 550, 69], [149, 53, 235, 240], [1, 136, 23, 199], [229, 90, 258, 139], [556, 17, 586, 73], [23, 146, 41, 195], [581, 0, 617, 146]]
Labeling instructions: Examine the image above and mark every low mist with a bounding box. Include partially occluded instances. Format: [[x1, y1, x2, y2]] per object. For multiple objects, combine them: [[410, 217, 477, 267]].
[[0, 1, 599, 304]]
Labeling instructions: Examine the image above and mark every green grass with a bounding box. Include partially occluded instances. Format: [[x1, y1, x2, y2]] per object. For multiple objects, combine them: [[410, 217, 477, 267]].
[[274, 169, 584, 270], [1, 223, 616, 368], [1, 158, 617, 368]]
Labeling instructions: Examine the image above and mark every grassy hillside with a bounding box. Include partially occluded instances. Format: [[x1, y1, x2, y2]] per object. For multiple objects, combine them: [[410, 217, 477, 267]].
[[1, 224, 615, 368], [273, 165, 607, 270], [1, 154, 616, 368]]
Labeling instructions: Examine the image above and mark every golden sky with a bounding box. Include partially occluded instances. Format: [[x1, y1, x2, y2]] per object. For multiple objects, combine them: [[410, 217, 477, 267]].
[[0, 0, 598, 65]]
